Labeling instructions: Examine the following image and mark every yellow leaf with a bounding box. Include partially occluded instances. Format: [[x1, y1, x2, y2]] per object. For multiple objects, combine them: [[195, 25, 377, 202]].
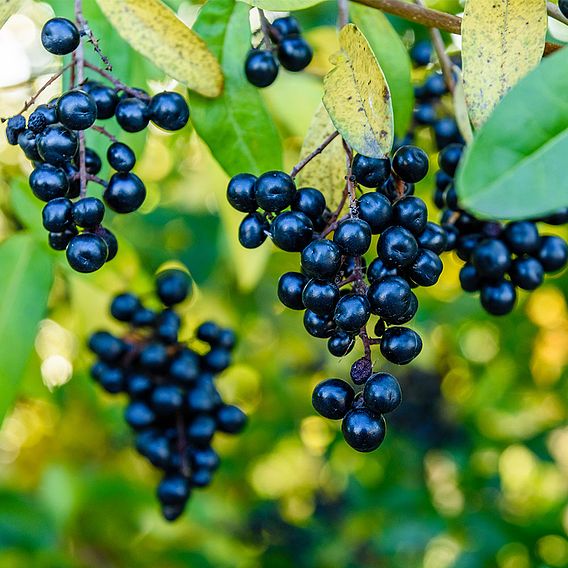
[[461, 0, 547, 128], [297, 103, 347, 209], [452, 66, 473, 145], [323, 24, 393, 159], [0, 0, 22, 29], [95, 0, 223, 97]]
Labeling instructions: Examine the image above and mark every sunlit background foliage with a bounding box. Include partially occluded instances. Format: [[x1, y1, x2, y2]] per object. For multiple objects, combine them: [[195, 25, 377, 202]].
[[0, 1, 567, 567]]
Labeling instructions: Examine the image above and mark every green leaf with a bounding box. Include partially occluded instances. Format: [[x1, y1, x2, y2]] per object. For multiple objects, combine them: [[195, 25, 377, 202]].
[[95, 0, 223, 97], [191, 0, 282, 176], [323, 24, 394, 159], [0, 0, 22, 29], [350, 4, 414, 138], [0, 234, 53, 425], [457, 47, 568, 219], [237, 0, 323, 10]]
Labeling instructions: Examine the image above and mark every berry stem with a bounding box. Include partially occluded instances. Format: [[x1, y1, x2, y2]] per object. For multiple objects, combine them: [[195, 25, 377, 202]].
[[75, 11, 112, 71], [338, 0, 350, 28], [176, 411, 191, 477], [74, 0, 88, 199], [290, 130, 340, 179], [349, 0, 562, 56], [83, 61, 151, 99], [91, 124, 118, 143], [257, 9, 274, 49]]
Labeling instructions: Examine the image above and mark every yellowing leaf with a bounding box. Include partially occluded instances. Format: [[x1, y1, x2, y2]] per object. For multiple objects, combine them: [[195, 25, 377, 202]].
[[0, 0, 22, 29], [323, 24, 393, 159], [297, 103, 347, 209], [461, 0, 547, 128], [95, 0, 223, 97], [452, 66, 473, 145]]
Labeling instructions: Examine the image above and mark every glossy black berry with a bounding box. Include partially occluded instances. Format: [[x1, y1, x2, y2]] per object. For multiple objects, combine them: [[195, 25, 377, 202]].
[[417, 222, 447, 255], [254, 171, 296, 212], [98, 227, 118, 262], [334, 294, 371, 333], [303, 310, 336, 338], [380, 326, 422, 365], [89, 84, 119, 119], [41, 18, 80, 55], [357, 192, 392, 234], [72, 197, 105, 228], [31, 104, 58, 126], [392, 196, 428, 235], [227, 173, 257, 212], [152, 385, 184, 415], [66, 233, 108, 273], [503, 221, 540, 255], [333, 218, 372, 256], [156, 269, 193, 306], [271, 211, 313, 252], [291, 187, 326, 219], [362, 373, 401, 417], [216, 405, 247, 434], [302, 279, 340, 315], [157, 474, 190, 506], [392, 145, 429, 183], [238, 212, 268, 248], [48, 227, 77, 251], [480, 280, 516, 316], [115, 97, 150, 132], [80, 148, 102, 176], [438, 143, 464, 177], [537, 236, 568, 272], [312, 378, 354, 420], [277, 36, 313, 71], [17, 130, 41, 161], [42, 197, 72, 232], [389, 292, 418, 325], [277, 272, 307, 310], [36, 125, 78, 165], [29, 164, 69, 201], [107, 142, 136, 172], [352, 155, 391, 187], [301, 239, 342, 279], [367, 276, 413, 321], [169, 350, 199, 385], [6, 115, 26, 145], [472, 239, 511, 280], [459, 263, 481, 292], [104, 172, 146, 213], [327, 331, 355, 357], [377, 226, 419, 268], [57, 90, 97, 130], [407, 249, 443, 287], [410, 40, 432, 67], [509, 257, 544, 291], [424, 73, 448, 98], [245, 50, 279, 88], [110, 293, 141, 322], [269, 16, 300, 40], [367, 258, 397, 283], [139, 342, 169, 371], [88, 331, 125, 362], [342, 409, 386, 453], [434, 117, 462, 149], [149, 92, 190, 131]]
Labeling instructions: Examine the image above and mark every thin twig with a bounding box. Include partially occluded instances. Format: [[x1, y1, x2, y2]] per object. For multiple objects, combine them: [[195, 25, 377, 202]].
[[84, 61, 150, 99], [349, 0, 562, 56], [257, 9, 274, 48], [75, 0, 88, 199], [290, 131, 340, 178], [92, 124, 118, 143]]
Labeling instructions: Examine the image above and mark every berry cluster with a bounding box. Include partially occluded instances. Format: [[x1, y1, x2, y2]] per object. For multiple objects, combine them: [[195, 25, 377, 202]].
[[245, 15, 312, 88], [5, 17, 190, 273], [88, 269, 246, 521], [435, 144, 568, 315], [227, 142, 446, 451]]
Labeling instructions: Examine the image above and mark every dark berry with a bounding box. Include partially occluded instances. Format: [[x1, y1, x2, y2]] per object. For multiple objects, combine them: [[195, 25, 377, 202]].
[[131, 307, 157, 327], [66, 233, 108, 273], [509, 257, 544, 291], [31, 104, 58, 126], [278, 272, 307, 310], [104, 172, 146, 213], [157, 474, 189, 505], [363, 373, 402, 414], [438, 143, 464, 176], [342, 409, 386, 452], [57, 90, 97, 130], [125, 401, 155, 430], [151, 385, 184, 415], [392, 196, 428, 235], [357, 192, 392, 234], [106, 142, 136, 172], [367, 258, 397, 283], [389, 292, 418, 325], [41, 18, 80, 55], [377, 226, 419, 268], [115, 97, 150, 132], [434, 118, 462, 149], [88, 331, 125, 362], [187, 415, 216, 446], [414, 103, 436, 125], [333, 218, 371, 256], [302, 279, 340, 315], [277, 36, 313, 72], [504, 221, 540, 255], [410, 40, 432, 67], [48, 227, 77, 251], [216, 405, 247, 434], [29, 164, 69, 201], [203, 347, 231, 373], [417, 222, 447, 254], [327, 331, 355, 357], [459, 263, 481, 292], [72, 197, 105, 228], [36, 125, 78, 165], [254, 171, 296, 212], [291, 187, 326, 219], [156, 269, 192, 306], [392, 145, 429, 183], [169, 349, 200, 385], [6, 115, 26, 145], [148, 92, 189, 131], [334, 294, 371, 333], [352, 154, 391, 187], [271, 211, 313, 252], [303, 310, 336, 338], [407, 249, 443, 287], [139, 342, 169, 370], [110, 293, 140, 321], [98, 227, 118, 262], [96, 365, 125, 394], [89, 84, 119, 119], [81, 148, 102, 175], [380, 326, 422, 365], [472, 239, 511, 280], [269, 16, 300, 40], [17, 129, 41, 161], [312, 378, 354, 420], [301, 239, 342, 278], [537, 236, 568, 272], [239, 212, 269, 248], [245, 50, 279, 88], [367, 276, 413, 321], [424, 72, 448, 98], [42, 197, 72, 231], [480, 280, 516, 316], [227, 173, 257, 212], [350, 357, 373, 385]]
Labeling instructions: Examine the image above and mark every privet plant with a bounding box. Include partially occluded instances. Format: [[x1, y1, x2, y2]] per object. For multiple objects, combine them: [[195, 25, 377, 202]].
[[1, 0, 567, 521]]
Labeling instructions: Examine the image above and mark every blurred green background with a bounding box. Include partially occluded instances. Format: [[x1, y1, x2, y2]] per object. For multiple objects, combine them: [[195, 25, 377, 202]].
[[0, 1, 567, 567]]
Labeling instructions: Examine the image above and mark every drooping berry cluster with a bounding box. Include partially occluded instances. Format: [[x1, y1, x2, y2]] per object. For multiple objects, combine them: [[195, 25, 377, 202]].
[[435, 144, 568, 315], [245, 15, 313, 88], [4, 16, 189, 273], [227, 142, 446, 451], [88, 269, 246, 521]]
